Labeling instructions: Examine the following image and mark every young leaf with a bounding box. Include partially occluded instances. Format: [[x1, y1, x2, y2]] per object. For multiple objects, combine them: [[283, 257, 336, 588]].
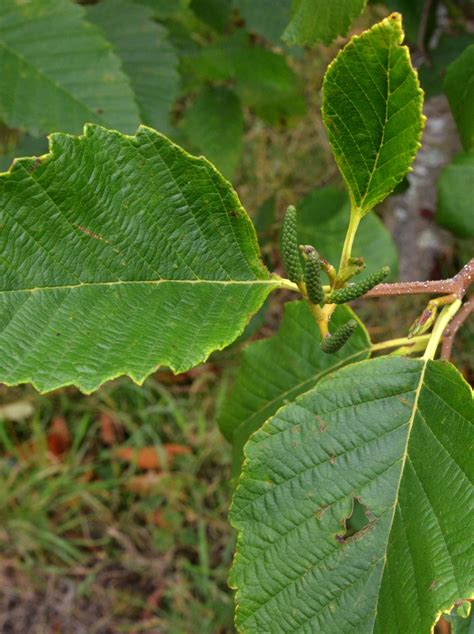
[[283, 0, 367, 47], [218, 301, 370, 474], [0, 0, 140, 136], [87, 0, 179, 134], [231, 357, 473, 633], [444, 44, 474, 151], [322, 14, 424, 215], [297, 186, 398, 277], [436, 151, 474, 238], [182, 86, 244, 179], [0, 125, 279, 393]]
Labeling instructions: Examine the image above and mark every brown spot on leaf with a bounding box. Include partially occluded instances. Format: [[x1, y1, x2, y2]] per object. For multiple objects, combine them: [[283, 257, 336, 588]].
[[74, 224, 112, 244]]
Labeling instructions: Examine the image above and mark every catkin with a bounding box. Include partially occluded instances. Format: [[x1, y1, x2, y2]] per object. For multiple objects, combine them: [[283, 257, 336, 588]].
[[328, 266, 390, 304], [320, 320, 358, 354], [305, 250, 324, 305], [281, 205, 303, 284]]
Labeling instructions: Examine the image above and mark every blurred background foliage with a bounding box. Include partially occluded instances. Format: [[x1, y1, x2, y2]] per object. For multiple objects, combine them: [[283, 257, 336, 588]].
[[0, 0, 472, 631]]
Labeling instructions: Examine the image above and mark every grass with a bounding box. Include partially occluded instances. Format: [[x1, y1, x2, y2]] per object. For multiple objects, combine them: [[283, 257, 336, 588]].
[[0, 367, 236, 633]]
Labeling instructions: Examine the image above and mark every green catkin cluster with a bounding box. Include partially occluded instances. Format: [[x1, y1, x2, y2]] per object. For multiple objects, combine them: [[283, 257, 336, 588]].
[[328, 266, 390, 304], [320, 320, 358, 354], [281, 205, 303, 284], [305, 250, 324, 305]]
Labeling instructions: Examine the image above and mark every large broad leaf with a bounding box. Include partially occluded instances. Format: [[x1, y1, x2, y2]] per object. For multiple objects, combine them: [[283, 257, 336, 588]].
[[0, 125, 280, 394], [234, 0, 292, 44], [436, 151, 474, 239], [182, 86, 244, 179], [322, 14, 424, 215], [219, 301, 371, 474], [283, 0, 367, 47], [87, 0, 179, 134], [297, 186, 398, 277], [0, 0, 140, 136], [231, 356, 473, 633], [444, 44, 474, 151]]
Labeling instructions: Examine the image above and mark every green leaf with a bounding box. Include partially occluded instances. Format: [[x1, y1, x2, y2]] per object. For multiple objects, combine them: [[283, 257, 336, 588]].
[[218, 301, 370, 474], [418, 35, 474, 98], [444, 44, 474, 151], [436, 151, 474, 238], [182, 86, 244, 179], [283, 0, 367, 47], [0, 0, 140, 136], [297, 186, 398, 277], [322, 14, 424, 215], [187, 32, 306, 124], [0, 124, 279, 394], [234, 0, 292, 44], [87, 0, 179, 134], [231, 357, 474, 633], [190, 0, 232, 31]]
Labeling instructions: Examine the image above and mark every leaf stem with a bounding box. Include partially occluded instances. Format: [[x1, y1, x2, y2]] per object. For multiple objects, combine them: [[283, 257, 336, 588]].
[[441, 296, 474, 360], [338, 211, 361, 274], [423, 298, 462, 361], [371, 334, 430, 352]]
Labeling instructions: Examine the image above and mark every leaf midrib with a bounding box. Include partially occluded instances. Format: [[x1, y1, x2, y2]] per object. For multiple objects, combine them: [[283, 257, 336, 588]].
[[372, 357, 428, 631], [0, 278, 279, 296]]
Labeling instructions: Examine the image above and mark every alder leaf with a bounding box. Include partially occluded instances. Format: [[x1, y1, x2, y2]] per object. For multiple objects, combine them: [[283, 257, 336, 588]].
[[182, 86, 244, 179], [283, 0, 367, 47], [0, 0, 140, 136], [87, 0, 179, 134], [322, 14, 424, 215], [444, 44, 474, 151], [0, 125, 279, 393], [230, 357, 474, 633], [218, 301, 370, 474], [436, 151, 474, 238], [296, 186, 398, 277]]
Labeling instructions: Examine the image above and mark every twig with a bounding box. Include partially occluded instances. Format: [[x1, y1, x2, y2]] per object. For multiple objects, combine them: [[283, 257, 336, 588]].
[[440, 296, 474, 360], [364, 259, 474, 299], [417, 0, 433, 59]]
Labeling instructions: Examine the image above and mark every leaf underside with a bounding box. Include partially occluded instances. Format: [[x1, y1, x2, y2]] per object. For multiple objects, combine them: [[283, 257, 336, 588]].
[[0, 125, 275, 393], [231, 357, 474, 633], [322, 13, 424, 215], [218, 301, 371, 475], [0, 0, 140, 136]]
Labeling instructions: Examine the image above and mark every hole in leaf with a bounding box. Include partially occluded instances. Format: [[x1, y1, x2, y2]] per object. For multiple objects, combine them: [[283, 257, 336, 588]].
[[336, 498, 374, 543]]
